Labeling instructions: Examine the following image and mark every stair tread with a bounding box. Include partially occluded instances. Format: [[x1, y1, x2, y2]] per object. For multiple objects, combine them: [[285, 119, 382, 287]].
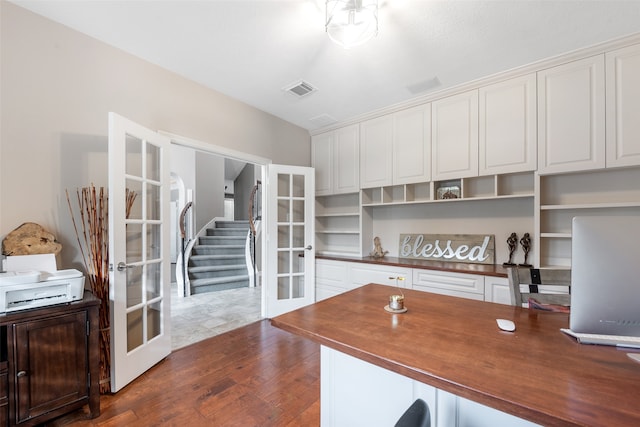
[[187, 219, 252, 294], [188, 264, 246, 272], [212, 228, 249, 231], [194, 245, 244, 248], [190, 254, 244, 259], [191, 275, 250, 286]]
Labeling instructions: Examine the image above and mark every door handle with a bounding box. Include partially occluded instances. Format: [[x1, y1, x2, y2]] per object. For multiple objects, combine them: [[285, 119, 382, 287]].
[[305, 245, 312, 250], [17, 371, 27, 378], [117, 262, 133, 271]]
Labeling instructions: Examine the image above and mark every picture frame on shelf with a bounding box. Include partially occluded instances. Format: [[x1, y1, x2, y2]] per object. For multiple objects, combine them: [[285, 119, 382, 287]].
[[436, 180, 461, 200]]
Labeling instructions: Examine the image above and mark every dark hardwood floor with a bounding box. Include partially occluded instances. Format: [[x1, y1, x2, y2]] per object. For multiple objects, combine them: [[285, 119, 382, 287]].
[[47, 320, 320, 427]]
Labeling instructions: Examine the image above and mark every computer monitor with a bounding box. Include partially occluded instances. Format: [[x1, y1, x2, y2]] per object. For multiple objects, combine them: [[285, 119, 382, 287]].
[[570, 216, 640, 336]]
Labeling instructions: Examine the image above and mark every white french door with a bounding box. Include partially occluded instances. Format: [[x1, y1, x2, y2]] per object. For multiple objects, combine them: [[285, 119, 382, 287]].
[[108, 113, 172, 392], [264, 164, 315, 318]]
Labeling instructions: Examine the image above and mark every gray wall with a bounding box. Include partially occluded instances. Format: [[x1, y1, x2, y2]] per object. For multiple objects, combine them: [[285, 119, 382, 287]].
[[195, 152, 225, 231], [0, 2, 310, 269], [234, 164, 257, 221]]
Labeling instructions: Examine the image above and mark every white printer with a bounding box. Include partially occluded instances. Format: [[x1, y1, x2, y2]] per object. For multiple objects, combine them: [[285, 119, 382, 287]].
[[0, 254, 85, 313]]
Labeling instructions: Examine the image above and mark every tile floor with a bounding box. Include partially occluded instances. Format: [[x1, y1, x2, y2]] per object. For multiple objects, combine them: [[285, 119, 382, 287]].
[[170, 284, 263, 350]]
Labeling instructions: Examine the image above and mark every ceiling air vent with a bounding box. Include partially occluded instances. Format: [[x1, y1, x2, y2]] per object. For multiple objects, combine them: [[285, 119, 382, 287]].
[[283, 80, 317, 98], [309, 114, 338, 128]]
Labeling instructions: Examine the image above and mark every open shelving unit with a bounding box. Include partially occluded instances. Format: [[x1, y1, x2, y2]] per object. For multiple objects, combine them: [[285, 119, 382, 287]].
[[536, 167, 640, 267], [361, 172, 534, 206], [315, 192, 361, 256], [315, 172, 535, 258], [315, 166, 640, 263]]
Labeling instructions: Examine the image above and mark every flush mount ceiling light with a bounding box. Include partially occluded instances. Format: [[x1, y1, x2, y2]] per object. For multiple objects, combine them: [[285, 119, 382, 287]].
[[326, 0, 378, 49]]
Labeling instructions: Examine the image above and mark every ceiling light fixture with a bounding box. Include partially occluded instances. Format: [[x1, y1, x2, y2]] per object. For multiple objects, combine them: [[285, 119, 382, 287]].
[[326, 0, 378, 49]]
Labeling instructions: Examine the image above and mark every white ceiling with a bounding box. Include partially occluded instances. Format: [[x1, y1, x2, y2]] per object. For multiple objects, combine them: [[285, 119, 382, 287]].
[[11, 0, 640, 131]]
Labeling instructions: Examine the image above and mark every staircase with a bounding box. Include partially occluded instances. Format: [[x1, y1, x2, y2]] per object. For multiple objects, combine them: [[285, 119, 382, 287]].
[[187, 220, 250, 295]]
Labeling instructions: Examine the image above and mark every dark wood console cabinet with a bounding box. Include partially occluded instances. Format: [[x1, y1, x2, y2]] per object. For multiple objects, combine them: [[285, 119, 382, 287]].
[[0, 292, 100, 426]]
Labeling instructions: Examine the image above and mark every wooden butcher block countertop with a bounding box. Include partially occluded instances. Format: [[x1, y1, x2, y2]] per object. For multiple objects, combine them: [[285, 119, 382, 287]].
[[272, 284, 640, 427]]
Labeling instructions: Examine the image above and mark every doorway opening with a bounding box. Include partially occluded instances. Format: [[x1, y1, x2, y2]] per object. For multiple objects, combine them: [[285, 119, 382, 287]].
[[167, 141, 267, 350]]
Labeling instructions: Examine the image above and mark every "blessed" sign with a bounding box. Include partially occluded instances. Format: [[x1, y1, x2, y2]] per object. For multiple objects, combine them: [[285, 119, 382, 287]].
[[398, 234, 495, 265]]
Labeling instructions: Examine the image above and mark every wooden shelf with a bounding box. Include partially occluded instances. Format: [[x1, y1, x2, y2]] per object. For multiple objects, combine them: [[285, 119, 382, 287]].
[[362, 192, 533, 207], [315, 212, 360, 218], [540, 232, 571, 238], [537, 167, 640, 268], [541, 201, 640, 210], [317, 230, 359, 235]]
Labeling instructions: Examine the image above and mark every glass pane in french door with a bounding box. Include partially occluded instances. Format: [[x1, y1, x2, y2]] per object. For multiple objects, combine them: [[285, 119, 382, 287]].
[[124, 133, 164, 352], [276, 171, 306, 301]]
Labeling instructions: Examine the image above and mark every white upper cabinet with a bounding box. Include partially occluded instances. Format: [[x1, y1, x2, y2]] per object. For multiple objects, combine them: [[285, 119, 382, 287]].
[[537, 55, 606, 174], [432, 90, 479, 180], [360, 115, 393, 189], [606, 43, 640, 168], [312, 131, 334, 195], [312, 124, 360, 195], [360, 105, 431, 189], [479, 74, 537, 175], [334, 125, 360, 194], [393, 104, 431, 185]]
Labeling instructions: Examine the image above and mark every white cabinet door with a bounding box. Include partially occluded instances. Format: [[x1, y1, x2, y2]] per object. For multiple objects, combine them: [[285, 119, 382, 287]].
[[412, 269, 484, 301], [315, 259, 350, 301], [322, 346, 536, 427], [438, 390, 540, 427], [537, 55, 606, 174], [313, 125, 360, 195], [350, 263, 412, 289], [479, 74, 537, 175], [484, 276, 511, 305], [432, 90, 479, 180], [321, 346, 427, 427], [312, 131, 334, 195], [334, 124, 360, 194], [360, 115, 393, 189], [394, 104, 431, 185], [606, 43, 640, 168]]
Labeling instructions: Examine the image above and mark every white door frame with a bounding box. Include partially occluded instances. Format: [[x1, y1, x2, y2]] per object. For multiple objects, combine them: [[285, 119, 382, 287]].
[[161, 132, 272, 317]]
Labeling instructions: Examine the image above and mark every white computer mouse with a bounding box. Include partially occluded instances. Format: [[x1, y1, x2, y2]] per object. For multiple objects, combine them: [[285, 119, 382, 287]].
[[496, 318, 516, 332]]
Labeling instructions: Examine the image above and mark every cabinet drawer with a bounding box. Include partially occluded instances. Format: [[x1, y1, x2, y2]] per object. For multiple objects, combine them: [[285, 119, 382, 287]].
[[412, 269, 484, 299], [316, 260, 348, 284], [350, 264, 411, 288]]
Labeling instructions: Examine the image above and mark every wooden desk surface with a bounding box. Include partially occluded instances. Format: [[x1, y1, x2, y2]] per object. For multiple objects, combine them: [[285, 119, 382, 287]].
[[271, 284, 640, 427]]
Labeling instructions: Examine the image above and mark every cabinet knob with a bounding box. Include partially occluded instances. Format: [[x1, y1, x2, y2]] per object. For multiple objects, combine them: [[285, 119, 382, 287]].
[[17, 370, 27, 378]]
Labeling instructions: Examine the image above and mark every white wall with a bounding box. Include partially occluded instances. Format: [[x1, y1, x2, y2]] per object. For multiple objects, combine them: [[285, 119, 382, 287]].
[[0, 2, 310, 269]]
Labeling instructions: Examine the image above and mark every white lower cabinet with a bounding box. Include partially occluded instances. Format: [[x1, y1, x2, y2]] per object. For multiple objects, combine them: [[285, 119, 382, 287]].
[[484, 275, 511, 305], [412, 269, 485, 301], [349, 263, 411, 289], [315, 259, 509, 303], [315, 259, 350, 301], [321, 346, 537, 427], [315, 260, 412, 301]]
